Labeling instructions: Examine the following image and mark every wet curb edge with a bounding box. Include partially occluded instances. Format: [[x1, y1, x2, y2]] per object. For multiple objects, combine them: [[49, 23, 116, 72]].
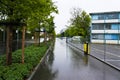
[[27, 43, 53, 80], [67, 42, 120, 72]]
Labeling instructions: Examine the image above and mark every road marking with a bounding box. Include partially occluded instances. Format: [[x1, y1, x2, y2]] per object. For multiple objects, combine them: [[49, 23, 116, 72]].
[[91, 44, 120, 50], [114, 46, 120, 49], [91, 47, 120, 58], [106, 59, 120, 61]]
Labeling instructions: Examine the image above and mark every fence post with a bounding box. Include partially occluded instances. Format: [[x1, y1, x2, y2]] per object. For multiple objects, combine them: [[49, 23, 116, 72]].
[[84, 42, 89, 54]]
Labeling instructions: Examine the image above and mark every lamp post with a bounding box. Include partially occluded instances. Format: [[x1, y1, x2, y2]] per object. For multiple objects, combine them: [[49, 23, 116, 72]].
[[43, 27, 46, 43], [0, 28, 5, 42], [16, 29, 19, 49], [117, 15, 120, 44], [104, 31, 106, 61], [39, 22, 43, 45], [104, 15, 106, 61], [16, 30, 19, 42]]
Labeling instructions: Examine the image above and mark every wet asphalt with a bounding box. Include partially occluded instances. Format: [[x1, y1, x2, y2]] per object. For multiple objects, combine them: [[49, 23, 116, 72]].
[[31, 38, 120, 80]]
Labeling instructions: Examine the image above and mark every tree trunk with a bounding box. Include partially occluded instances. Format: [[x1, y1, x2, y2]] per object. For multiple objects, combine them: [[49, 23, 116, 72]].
[[6, 26, 13, 65], [22, 26, 26, 64]]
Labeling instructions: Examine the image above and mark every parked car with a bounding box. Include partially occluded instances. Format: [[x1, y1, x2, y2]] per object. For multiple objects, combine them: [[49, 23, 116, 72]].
[[72, 36, 81, 41]]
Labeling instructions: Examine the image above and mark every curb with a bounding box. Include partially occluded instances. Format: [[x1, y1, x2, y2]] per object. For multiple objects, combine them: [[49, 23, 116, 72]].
[[27, 43, 53, 80], [67, 42, 84, 52], [67, 41, 120, 72], [90, 54, 120, 71]]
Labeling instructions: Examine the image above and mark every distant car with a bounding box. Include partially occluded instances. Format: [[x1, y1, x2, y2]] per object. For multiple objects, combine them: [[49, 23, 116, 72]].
[[72, 36, 81, 41]]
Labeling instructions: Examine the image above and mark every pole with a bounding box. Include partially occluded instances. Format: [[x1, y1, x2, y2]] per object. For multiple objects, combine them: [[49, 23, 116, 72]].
[[16, 29, 19, 49], [104, 15, 106, 61]]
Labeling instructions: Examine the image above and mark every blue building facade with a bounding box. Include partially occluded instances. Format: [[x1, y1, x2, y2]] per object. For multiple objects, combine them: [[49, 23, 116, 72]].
[[90, 11, 120, 44]]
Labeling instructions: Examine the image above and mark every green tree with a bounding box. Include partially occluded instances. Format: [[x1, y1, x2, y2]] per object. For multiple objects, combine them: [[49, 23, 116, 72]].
[[0, 0, 58, 65], [64, 25, 80, 37], [70, 8, 91, 43]]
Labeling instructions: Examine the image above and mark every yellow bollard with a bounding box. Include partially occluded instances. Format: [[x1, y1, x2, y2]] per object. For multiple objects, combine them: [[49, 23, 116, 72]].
[[84, 43, 90, 55]]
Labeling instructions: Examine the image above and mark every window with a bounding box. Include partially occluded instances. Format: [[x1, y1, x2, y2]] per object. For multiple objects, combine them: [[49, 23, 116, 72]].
[[105, 24, 119, 30], [92, 14, 105, 20], [92, 34, 98, 39], [92, 34, 104, 40], [105, 13, 119, 19], [111, 24, 118, 30], [105, 24, 111, 30], [92, 34, 119, 40], [92, 24, 104, 30], [92, 24, 98, 30], [98, 15, 104, 20], [105, 34, 118, 40], [119, 13, 120, 19], [92, 15, 98, 20]]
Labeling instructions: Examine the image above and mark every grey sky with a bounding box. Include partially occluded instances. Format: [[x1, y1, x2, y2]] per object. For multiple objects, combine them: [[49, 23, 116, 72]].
[[53, 0, 120, 34]]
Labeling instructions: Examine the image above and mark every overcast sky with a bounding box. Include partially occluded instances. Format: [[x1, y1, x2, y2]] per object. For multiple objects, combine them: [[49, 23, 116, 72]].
[[52, 0, 120, 34]]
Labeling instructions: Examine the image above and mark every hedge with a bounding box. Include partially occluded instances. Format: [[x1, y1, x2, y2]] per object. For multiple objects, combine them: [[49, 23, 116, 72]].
[[0, 42, 50, 80]]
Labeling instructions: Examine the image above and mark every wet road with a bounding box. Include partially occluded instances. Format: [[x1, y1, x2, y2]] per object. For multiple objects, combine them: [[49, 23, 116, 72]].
[[31, 38, 120, 80]]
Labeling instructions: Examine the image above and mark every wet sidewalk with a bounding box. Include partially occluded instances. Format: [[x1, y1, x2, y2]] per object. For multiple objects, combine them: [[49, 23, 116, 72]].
[[30, 38, 120, 80], [68, 40, 120, 71]]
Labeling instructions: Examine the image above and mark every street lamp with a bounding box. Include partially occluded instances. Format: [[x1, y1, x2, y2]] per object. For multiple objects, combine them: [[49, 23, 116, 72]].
[[16, 30, 19, 42], [39, 22, 43, 44], [16, 29, 19, 49], [0, 28, 5, 43]]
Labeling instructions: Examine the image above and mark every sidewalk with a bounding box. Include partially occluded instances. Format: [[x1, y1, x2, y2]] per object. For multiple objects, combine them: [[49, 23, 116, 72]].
[[67, 40, 120, 71], [29, 38, 120, 80]]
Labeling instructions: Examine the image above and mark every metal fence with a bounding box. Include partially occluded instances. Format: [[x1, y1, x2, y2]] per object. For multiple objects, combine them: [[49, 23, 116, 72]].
[[68, 37, 120, 70]]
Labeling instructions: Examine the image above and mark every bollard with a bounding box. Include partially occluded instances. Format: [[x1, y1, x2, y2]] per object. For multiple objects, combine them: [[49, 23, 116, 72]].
[[84, 43, 89, 55]]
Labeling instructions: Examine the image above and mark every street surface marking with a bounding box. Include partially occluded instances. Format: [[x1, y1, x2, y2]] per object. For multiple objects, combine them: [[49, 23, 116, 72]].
[[106, 59, 120, 61], [91, 47, 120, 58]]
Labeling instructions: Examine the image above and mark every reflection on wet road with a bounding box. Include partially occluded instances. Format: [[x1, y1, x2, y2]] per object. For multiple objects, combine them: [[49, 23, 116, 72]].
[[31, 38, 120, 80]]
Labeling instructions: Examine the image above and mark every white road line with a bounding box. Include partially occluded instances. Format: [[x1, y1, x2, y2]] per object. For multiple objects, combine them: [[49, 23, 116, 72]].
[[91, 47, 120, 58], [106, 59, 120, 61], [114, 46, 120, 50], [92, 44, 120, 50]]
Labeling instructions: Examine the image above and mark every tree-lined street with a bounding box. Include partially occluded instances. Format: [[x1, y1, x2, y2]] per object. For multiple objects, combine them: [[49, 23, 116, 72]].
[[0, 0, 120, 80], [31, 38, 120, 80]]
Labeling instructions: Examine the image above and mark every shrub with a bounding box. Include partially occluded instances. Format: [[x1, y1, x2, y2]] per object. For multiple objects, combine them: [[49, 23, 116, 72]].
[[0, 41, 51, 80]]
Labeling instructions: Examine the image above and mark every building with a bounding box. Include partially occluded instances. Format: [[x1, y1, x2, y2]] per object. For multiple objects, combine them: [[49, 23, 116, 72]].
[[90, 11, 120, 44]]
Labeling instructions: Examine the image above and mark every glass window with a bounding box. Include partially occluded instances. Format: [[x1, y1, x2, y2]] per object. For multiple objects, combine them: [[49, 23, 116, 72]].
[[98, 15, 104, 20], [92, 34, 104, 40], [99, 24, 104, 30], [92, 34, 119, 40], [111, 24, 118, 30], [92, 15, 98, 20], [105, 24, 111, 30], [105, 13, 119, 19], [92, 24, 104, 30], [105, 34, 111, 40], [92, 34, 98, 39], [112, 34, 118, 40], [92, 24, 99, 30], [98, 34, 104, 39], [105, 34, 118, 40], [119, 24, 120, 29], [119, 13, 120, 19]]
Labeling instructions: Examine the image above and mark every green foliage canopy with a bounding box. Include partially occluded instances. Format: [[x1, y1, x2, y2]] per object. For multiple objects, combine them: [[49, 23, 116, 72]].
[[0, 0, 58, 30], [61, 8, 91, 42]]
